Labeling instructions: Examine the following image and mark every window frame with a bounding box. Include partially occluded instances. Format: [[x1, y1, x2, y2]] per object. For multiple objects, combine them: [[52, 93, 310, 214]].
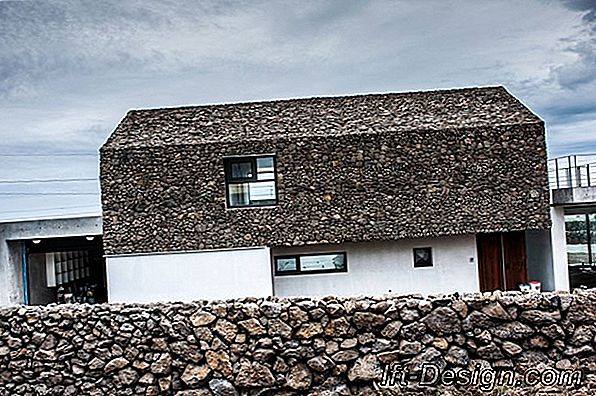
[[224, 155, 278, 208], [274, 252, 348, 276], [413, 247, 433, 268]]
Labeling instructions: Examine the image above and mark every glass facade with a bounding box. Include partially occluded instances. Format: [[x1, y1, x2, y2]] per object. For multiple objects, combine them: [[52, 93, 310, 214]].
[[565, 212, 596, 289]]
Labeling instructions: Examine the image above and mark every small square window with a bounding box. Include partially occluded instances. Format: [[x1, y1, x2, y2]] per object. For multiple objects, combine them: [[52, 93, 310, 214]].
[[224, 156, 277, 208], [413, 247, 433, 268]]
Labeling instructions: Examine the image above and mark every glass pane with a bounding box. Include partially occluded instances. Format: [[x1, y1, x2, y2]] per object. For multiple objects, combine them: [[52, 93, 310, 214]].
[[228, 183, 250, 206], [231, 161, 253, 179], [301, 254, 345, 272], [276, 258, 297, 272], [249, 181, 276, 203], [257, 157, 274, 173], [414, 248, 433, 267], [565, 214, 594, 289], [257, 172, 275, 181]]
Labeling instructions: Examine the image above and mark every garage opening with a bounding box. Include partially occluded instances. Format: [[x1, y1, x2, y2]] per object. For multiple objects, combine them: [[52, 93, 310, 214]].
[[24, 235, 107, 305]]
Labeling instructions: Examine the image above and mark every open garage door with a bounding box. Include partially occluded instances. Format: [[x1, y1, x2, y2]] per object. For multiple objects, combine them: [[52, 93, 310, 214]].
[[24, 236, 107, 305]]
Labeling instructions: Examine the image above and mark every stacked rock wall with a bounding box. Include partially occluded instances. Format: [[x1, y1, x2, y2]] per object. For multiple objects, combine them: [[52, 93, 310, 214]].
[[100, 121, 550, 256], [1, 290, 595, 395]]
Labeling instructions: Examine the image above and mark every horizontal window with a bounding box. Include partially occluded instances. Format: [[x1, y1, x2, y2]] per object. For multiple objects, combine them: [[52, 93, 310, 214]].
[[224, 156, 277, 208], [275, 252, 347, 275]]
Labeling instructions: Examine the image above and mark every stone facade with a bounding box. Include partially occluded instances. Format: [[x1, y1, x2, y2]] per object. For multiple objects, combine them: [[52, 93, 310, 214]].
[[100, 87, 550, 255], [1, 291, 595, 395]]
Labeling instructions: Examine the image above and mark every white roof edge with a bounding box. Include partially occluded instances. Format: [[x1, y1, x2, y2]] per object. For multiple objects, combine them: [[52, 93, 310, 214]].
[[0, 212, 102, 225]]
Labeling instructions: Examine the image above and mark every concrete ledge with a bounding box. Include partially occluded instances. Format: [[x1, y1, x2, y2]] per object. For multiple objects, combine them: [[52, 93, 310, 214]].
[[552, 186, 596, 205]]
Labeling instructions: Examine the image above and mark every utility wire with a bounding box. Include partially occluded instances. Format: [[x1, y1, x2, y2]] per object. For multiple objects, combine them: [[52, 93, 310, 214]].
[[0, 178, 97, 184], [0, 153, 97, 157], [0, 192, 99, 196]]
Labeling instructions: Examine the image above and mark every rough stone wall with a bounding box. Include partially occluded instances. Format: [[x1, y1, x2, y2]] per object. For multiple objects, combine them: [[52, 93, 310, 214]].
[[100, 122, 550, 255], [1, 291, 595, 395]]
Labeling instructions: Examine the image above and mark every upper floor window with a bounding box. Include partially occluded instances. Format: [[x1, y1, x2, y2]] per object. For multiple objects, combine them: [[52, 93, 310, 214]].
[[224, 155, 277, 208]]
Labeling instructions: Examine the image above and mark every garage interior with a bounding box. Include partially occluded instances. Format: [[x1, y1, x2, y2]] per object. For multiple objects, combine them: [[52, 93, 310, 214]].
[[24, 235, 107, 305]]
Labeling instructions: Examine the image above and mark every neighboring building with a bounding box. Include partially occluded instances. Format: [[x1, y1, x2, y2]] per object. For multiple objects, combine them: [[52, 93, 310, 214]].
[[100, 86, 555, 303], [0, 215, 105, 306], [549, 154, 596, 291]]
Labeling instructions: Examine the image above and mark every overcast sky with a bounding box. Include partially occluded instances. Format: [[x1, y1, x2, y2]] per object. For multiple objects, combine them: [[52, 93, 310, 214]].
[[1, 0, 596, 221]]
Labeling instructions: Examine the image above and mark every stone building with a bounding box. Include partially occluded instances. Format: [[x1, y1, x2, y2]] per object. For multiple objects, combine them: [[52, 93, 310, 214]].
[[100, 86, 556, 302]]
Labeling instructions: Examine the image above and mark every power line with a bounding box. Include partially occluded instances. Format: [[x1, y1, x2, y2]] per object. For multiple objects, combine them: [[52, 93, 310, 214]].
[[0, 192, 99, 196], [0, 153, 98, 157], [0, 178, 97, 184]]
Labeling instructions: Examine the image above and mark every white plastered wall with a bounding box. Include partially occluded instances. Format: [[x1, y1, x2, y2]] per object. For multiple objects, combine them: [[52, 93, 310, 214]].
[[106, 247, 273, 303], [550, 206, 570, 291], [272, 234, 479, 297]]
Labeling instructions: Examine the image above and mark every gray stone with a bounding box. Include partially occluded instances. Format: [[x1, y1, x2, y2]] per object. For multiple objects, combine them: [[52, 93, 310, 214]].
[[399, 340, 422, 355], [423, 307, 461, 334], [151, 353, 172, 375], [340, 338, 357, 349], [352, 312, 385, 330], [481, 302, 510, 320], [205, 350, 232, 376], [347, 354, 381, 382], [181, 364, 211, 387], [260, 301, 282, 318], [570, 325, 593, 345], [400, 322, 427, 341], [462, 311, 496, 330], [331, 350, 360, 363], [307, 356, 335, 372], [267, 319, 292, 338], [490, 322, 534, 340], [399, 308, 420, 322], [296, 323, 323, 339], [445, 346, 469, 366], [519, 310, 561, 325], [563, 345, 594, 356], [209, 378, 239, 396], [105, 357, 129, 373], [325, 317, 350, 337], [117, 367, 138, 386], [380, 321, 402, 339], [190, 311, 217, 327], [476, 343, 504, 360], [286, 363, 312, 389], [214, 319, 238, 342], [238, 318, 265, 336], [501, 341, 523, 357], [235, 361, 276, 387]]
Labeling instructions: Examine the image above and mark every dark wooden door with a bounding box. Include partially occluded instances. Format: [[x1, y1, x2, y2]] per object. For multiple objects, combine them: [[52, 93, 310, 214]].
[[502, 231, 528, 290], [477, 231, 528, 292], [477, 233, 504, 292]]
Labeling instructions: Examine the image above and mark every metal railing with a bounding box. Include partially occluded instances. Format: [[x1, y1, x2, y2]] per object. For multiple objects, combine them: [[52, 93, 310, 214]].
[[549, 154, 596, 190]]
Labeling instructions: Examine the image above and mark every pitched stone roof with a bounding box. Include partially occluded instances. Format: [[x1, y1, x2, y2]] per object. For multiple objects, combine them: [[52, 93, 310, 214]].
[[103, 86, 541, 150]]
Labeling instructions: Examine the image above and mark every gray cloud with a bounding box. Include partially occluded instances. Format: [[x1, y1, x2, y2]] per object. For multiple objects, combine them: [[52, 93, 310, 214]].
[[1, 0, 596, 219]]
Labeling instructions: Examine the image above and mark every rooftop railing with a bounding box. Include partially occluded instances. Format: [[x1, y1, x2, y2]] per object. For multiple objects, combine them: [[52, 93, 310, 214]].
[[549, 154, 596, 190]]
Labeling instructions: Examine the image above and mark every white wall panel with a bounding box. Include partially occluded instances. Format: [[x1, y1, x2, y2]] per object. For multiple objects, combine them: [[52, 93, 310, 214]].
[[106, 247, 272, 303], [272, 235, 478, 297]]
